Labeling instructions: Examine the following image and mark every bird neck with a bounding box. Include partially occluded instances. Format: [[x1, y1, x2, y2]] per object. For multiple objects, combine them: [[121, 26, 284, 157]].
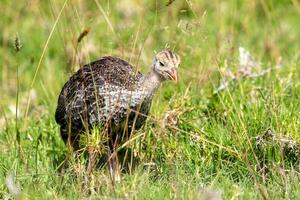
[[141, 70, 163, 95]]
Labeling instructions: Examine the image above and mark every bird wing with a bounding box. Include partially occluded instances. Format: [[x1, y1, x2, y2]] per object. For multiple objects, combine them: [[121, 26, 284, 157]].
[[55, 56, 144, 126], [84, 56, 143, 89]]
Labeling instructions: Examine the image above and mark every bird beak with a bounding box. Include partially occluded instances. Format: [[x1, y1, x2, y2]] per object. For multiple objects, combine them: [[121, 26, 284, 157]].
[[170, 68, 178, 82]]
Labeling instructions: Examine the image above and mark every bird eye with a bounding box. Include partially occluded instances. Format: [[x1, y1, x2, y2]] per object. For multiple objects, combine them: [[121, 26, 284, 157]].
[[159, 61, 165, 66]]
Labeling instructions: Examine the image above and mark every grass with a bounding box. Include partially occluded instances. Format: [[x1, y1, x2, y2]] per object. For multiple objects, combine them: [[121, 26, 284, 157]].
[[1, 0, 300, 199]]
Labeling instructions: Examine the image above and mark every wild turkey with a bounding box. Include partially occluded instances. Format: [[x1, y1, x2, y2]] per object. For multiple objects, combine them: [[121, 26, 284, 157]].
[[55, 49, 180, 178]]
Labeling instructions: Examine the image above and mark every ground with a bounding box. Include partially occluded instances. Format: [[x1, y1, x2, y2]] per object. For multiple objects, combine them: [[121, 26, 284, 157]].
[[1, 0, 300, 199]]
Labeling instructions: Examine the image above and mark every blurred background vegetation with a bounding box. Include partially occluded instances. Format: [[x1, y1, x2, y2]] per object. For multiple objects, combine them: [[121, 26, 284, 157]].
[[1, 0, 300, 199]]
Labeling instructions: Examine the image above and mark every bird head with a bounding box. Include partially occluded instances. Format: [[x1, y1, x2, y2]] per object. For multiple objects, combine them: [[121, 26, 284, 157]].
[[152, 49, 180, 82]]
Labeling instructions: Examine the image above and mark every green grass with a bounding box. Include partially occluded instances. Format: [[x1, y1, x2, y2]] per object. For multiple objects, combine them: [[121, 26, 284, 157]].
[[1, 0, 300, 199]]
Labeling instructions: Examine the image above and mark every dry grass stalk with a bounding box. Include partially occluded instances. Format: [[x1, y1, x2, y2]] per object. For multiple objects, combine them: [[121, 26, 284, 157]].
[[215, 46, 282, 93]]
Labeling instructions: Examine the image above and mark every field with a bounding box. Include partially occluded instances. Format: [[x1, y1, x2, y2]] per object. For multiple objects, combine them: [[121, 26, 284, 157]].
[[1, 0, 300, 199]]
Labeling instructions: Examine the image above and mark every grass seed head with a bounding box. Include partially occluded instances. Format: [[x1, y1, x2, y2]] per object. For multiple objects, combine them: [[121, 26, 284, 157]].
[[14, 36, 22, 52], [77, 28, 91, 43]]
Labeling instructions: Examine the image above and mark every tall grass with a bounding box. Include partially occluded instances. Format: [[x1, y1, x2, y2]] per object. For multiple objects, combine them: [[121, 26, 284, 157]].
[[1, 0, 300, 199]]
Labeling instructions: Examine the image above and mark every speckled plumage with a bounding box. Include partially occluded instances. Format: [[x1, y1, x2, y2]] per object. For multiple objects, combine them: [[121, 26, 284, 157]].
[[55, 56, 154, 148]]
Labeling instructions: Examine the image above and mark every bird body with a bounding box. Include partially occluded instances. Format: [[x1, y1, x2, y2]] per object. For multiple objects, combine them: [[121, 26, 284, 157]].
[[55, 50, 180, 150]]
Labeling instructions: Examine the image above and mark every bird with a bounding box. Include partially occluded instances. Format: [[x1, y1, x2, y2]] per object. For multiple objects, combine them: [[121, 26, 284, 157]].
[[55, 49, 180, 179]]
